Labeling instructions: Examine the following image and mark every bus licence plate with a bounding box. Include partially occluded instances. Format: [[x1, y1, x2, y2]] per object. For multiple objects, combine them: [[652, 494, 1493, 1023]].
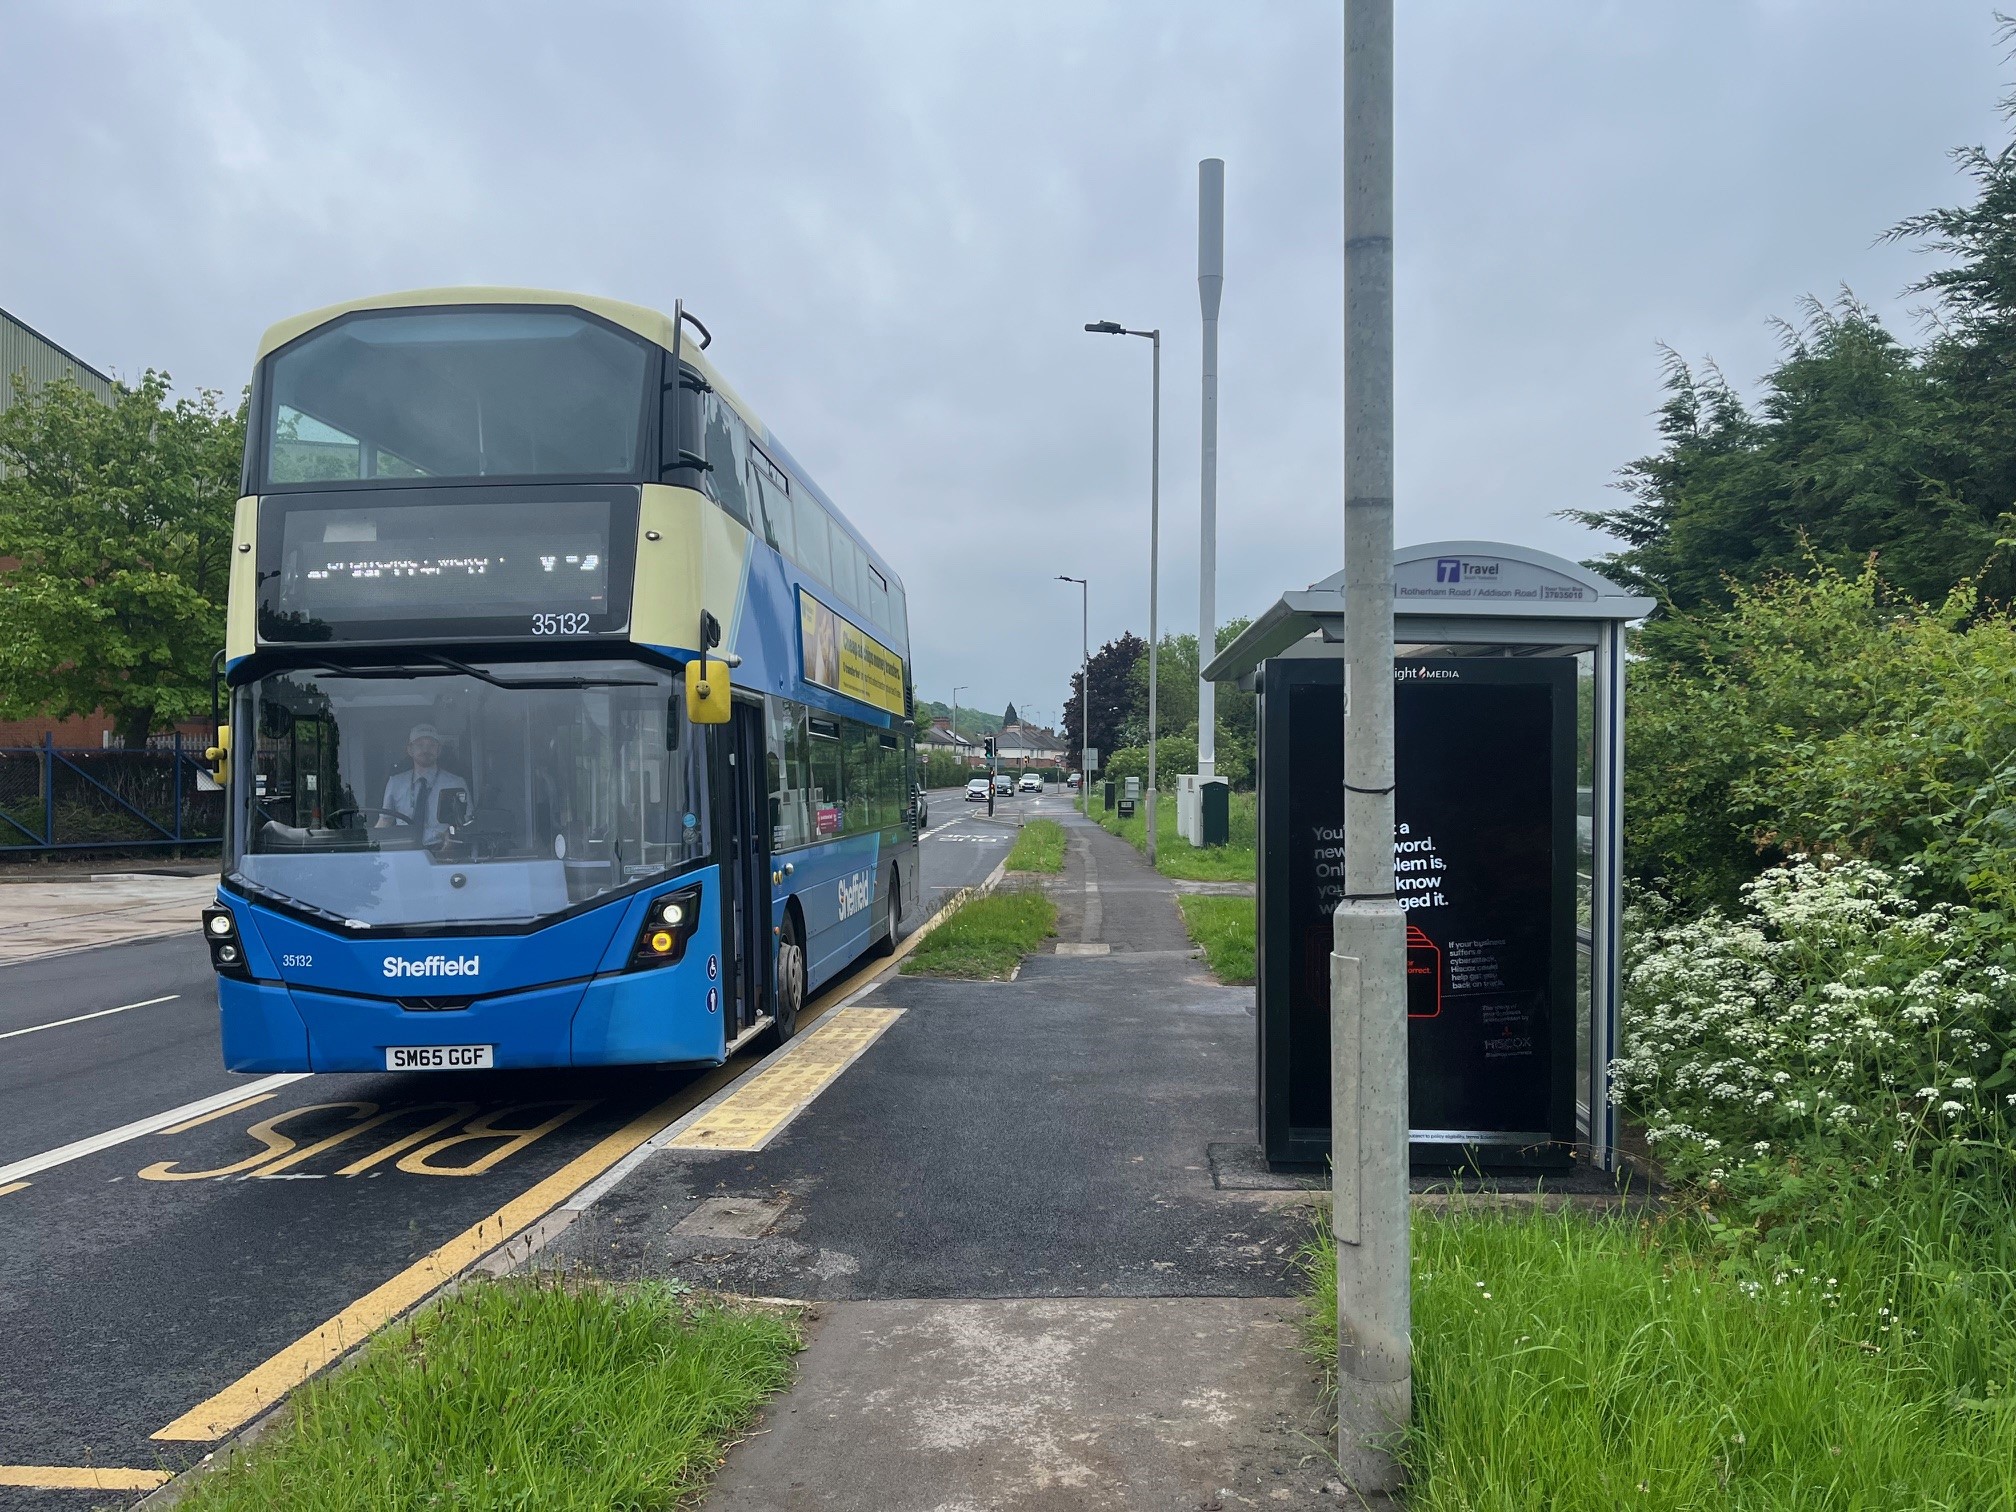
[[386, 1044, 494, 1071]]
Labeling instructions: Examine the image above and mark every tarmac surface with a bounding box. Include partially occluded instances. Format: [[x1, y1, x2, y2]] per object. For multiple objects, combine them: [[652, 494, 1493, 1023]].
[[0, 791, 1012, 1511], [539, 793, 1348, 1510]]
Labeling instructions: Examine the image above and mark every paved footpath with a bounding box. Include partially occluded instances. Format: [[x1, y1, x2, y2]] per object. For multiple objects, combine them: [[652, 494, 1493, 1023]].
[[0, 873, 214, 967], [539, 801, 1376, 1510]]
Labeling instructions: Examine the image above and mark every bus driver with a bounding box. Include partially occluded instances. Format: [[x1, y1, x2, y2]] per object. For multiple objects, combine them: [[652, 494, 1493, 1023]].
[[378, 723, 468, 843]]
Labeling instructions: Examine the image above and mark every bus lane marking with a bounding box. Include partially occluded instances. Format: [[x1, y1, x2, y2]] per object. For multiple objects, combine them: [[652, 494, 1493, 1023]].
[[0, 1073, 308, 1187], [151, 1083, 715, 1443], [0, 994, 179, 1042], [147, 887, 978, 1446], [0, 1465, 173, 1492], [136, 1099, 595, 1182], [665, 1007, 903, 1153]]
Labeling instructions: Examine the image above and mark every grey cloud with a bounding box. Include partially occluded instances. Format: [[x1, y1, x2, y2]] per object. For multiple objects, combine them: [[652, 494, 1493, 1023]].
[[1, 1, 2005, 717]]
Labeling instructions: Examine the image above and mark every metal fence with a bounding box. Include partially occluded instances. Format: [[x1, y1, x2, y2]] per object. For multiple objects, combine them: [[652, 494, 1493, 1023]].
[[0, 736, 224, 853]]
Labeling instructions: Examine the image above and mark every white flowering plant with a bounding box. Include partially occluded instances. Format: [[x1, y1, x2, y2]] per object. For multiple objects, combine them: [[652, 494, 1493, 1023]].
[[1611, 856, 2016, 1228]]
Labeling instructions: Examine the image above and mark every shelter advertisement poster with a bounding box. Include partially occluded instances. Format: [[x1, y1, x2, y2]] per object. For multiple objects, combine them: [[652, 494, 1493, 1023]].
[[1257, 655, 1576, 1166], [799, 589, 906, 716]]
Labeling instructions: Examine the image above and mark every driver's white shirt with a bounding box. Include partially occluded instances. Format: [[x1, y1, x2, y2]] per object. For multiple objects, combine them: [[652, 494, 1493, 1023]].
[[380, 766, 468, 842]]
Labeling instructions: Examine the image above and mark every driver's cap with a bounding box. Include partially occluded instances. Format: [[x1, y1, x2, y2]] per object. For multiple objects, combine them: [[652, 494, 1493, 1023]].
[[408, 723, 442, 743]]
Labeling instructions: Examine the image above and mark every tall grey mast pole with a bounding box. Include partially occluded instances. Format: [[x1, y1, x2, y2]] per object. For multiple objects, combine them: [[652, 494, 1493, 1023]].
[[1197, 158, 1224, 779], [1334, 0, 1408, 1494], [1146, 329, 1160, 865]]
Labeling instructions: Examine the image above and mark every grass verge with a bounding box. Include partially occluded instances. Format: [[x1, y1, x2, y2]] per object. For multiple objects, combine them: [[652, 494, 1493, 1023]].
[[1298, 1206, 2016, 1509], [1080, 790, 1257, 882], [901, 887, 1057, 979], [180, 1277, 799, 1512], [1005, 817, 1066, 873], [1177, 894, 1255, 983]]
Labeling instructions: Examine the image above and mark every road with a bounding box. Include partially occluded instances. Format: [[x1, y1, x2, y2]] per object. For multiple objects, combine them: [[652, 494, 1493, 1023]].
[[0, 788, 1038, 1508]]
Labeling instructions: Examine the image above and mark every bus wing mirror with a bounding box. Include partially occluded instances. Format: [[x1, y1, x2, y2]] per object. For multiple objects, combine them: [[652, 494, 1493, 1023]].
[[686, 660, 732, 725], [204, 726, 231, 785]]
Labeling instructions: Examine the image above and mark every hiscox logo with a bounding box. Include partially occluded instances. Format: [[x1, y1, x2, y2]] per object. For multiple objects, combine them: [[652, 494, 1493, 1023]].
[[383, 954, 481, 980], [836, 870, 873, 921], [1435, 557, 1498, 583]]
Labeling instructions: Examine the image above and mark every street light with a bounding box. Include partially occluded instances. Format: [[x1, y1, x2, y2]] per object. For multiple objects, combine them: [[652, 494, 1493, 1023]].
[[1057, 575, 1089, 790], [951, 684, 968, 769], [1083, 318, 1161, 864]]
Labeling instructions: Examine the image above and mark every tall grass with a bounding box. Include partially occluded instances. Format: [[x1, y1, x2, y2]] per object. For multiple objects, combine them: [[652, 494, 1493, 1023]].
[[901, 887, 1057, 978], [1176, 894, 1255, 983], [181, 1278, 799, 1511], [1299, 1201, 2016, 1510], [1005, 818, 1066, 873], [1079, 790, 1257, 882]]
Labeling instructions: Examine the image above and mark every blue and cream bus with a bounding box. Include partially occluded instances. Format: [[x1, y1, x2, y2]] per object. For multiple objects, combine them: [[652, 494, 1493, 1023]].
[[200, 288, 918, 1072]]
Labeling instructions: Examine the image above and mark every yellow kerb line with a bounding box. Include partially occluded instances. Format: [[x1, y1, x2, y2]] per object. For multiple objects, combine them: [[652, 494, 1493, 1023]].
[[0, 1182, 28, 1198], [667, 1007, 902, 1152], [148, 880, 972, 1447], [151, 1083, 706, 1443], [0, 1466, 174, 1491]]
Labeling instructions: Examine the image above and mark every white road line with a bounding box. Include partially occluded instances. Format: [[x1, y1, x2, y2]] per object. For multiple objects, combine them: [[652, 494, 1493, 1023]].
[[0, 1073, 310, 1186], [0, 994, 181, 1042]]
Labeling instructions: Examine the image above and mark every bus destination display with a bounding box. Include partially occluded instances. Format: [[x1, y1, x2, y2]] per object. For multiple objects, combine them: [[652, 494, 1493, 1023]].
[[260, 494, 632, 641]]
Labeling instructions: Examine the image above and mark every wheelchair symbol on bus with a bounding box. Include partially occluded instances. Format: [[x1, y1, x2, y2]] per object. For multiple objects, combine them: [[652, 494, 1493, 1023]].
[[707, 955, 719, 981]]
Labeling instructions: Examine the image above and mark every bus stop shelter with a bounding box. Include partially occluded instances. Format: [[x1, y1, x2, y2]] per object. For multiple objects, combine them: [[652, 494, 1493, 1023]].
[[1203, 541, 1651, 1171]]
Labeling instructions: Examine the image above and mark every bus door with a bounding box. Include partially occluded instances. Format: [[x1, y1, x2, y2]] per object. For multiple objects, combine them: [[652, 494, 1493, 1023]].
[[726, 701, 773, 1040]]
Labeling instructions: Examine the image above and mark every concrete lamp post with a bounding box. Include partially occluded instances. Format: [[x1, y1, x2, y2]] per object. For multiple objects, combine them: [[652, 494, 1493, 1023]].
[[1082, 319, 1161, 865], [1056, 575, 1089, 790]]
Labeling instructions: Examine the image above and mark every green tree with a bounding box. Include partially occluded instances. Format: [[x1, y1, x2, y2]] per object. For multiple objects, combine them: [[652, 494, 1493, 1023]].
[[0, 372, 245, 747], [1568, 87, 2016, 624], [1002, 701, 1018, 726], [1061, 631, 1145, 762], [1625, 563, 2016, 914]]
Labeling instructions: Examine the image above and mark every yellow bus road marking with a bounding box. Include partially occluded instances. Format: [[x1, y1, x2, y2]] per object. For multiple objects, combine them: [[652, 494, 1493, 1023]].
[[667, 1007, 902, 1152], [148, 900, 962, 1446], [159, 1091, 280, 1135], [0, 1073, 309, 1188], [151, 1083, 710, 1443], [0, 1181, 28, 1197], [0, 1465, 173, 1491]]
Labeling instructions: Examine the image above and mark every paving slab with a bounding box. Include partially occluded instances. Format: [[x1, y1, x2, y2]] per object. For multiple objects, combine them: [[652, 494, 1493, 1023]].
[[0, 876, 215, 966], [706, 1297, 1350, 1512]]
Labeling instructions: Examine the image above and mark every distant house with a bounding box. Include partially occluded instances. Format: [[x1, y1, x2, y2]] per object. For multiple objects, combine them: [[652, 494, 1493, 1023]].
[[919, 717, 978, 766], [995, 722, 1067, 768]]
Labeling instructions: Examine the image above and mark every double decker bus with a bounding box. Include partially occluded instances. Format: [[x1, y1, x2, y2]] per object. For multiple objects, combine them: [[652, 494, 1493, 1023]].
[[200, 288, 918, 1073]]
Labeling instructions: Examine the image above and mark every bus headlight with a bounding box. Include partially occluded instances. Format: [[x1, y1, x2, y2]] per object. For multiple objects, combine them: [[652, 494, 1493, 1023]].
[[203, 906, 252, 980], [628, 885, 702, 972]]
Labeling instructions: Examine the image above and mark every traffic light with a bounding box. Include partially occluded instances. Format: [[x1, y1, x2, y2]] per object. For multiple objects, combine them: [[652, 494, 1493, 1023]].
[[983, 736, 996, 761]]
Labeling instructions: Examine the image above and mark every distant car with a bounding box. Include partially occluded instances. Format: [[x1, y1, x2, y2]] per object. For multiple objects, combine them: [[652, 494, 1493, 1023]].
[[912, 784, 929, 827], [992, 773, 1014, 797], [1018, 772, 1043, 793], [1066, 771, 1081, 790], [965, 777, 991, 802]]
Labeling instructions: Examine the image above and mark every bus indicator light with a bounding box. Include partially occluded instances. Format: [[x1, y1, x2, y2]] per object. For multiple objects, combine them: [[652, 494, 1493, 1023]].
[[649, 930, 674, 954]]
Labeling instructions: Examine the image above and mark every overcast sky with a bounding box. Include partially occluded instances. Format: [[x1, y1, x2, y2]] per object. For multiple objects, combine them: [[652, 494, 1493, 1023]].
[[3, 2, 2009, 726]]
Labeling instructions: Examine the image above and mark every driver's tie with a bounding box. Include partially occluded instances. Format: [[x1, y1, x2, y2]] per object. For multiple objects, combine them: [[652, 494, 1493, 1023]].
[[411, 777, 431, 833]]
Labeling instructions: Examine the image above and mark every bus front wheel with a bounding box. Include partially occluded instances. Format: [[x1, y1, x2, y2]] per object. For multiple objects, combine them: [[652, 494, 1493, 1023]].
[[769, 911, 805, 1048], [872, 869, 902, 957]]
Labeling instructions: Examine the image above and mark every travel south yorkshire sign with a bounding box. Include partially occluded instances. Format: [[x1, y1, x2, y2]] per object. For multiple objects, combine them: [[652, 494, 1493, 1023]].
[[1392, 551, 1599, 608], [799, 589, 906, 716]]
